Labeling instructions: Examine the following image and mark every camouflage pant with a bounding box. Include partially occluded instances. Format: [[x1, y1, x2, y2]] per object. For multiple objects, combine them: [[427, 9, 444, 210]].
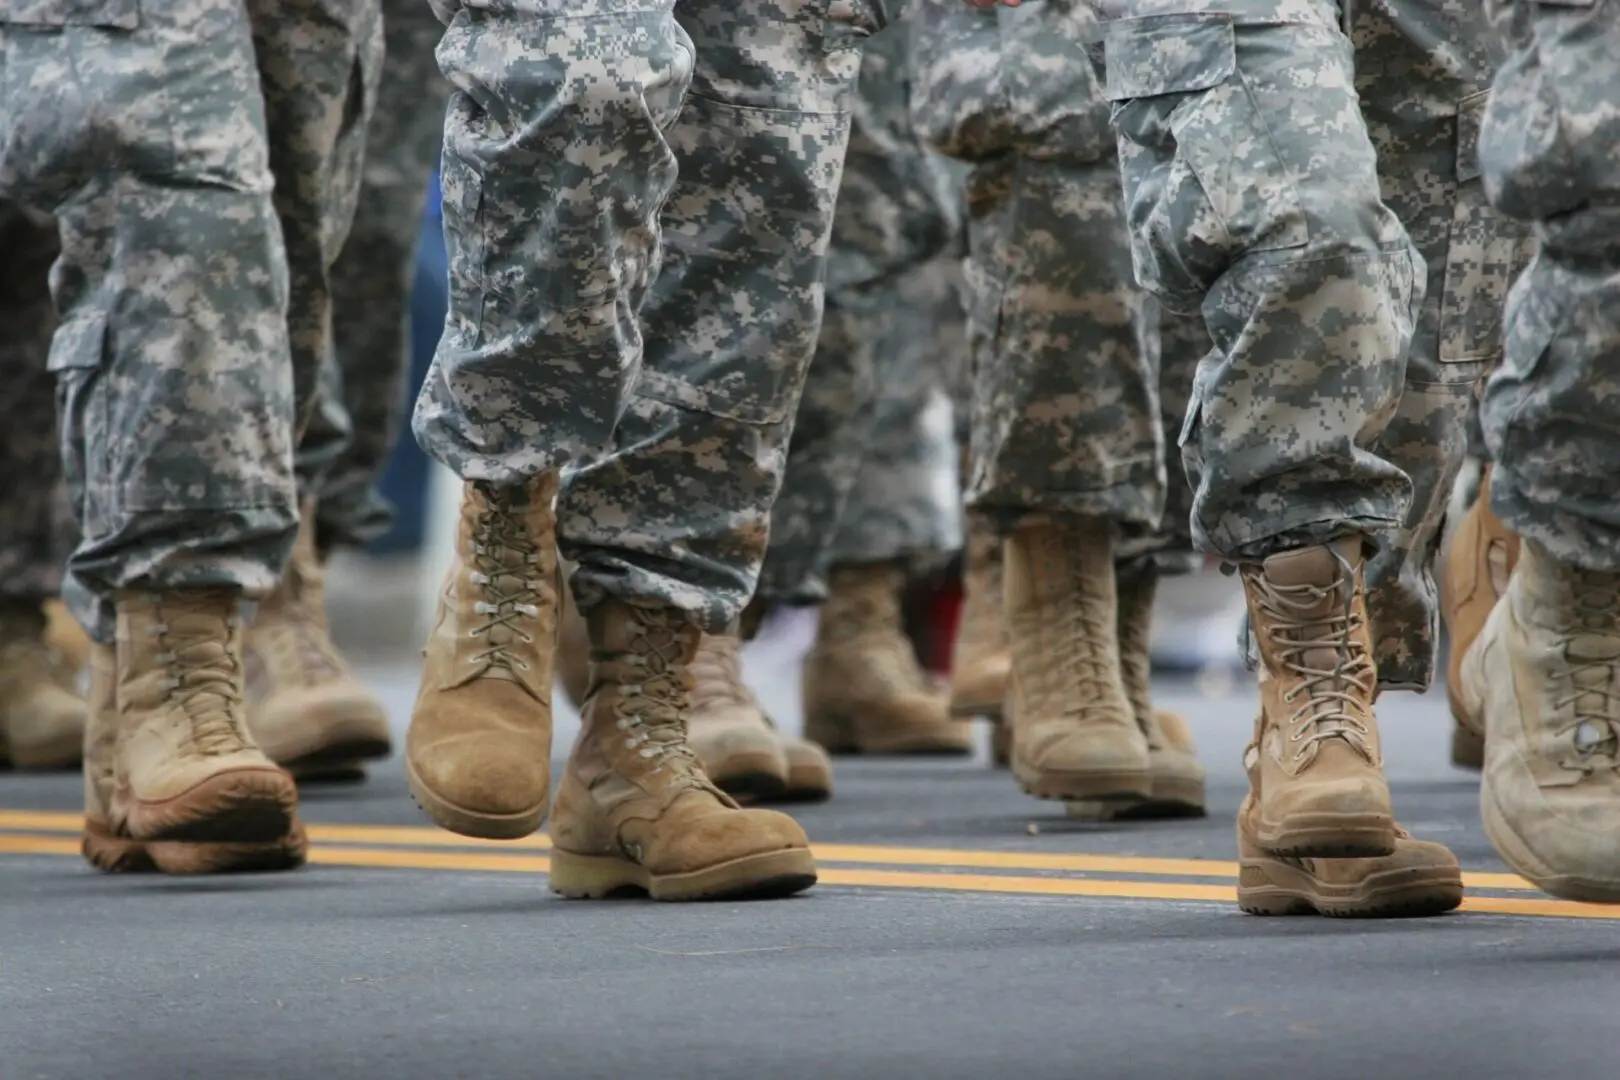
[[414, 0, 880, 633], [911, 2, 1201, 573], [0, 204, 68, 602], [0, 0, 381, 641], [759, 22, 966, 604], [1100, 0, 1529, 689], [1477, 0, 1620, 571], [305, 0, 449, 551]]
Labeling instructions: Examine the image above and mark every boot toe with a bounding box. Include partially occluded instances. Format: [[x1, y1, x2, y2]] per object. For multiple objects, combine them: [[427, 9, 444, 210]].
[[653, 804, 809, 876], [407, 732, 549, 818], [256, 684, 393, 765], [1484, 751, 1620, 902]]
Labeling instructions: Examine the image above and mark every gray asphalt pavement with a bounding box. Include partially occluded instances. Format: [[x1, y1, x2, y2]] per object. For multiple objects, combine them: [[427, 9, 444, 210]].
[[3, 653, 1616, 1080]]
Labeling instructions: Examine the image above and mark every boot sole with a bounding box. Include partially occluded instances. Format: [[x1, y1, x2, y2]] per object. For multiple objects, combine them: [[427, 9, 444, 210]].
[[708, 749, 791, 801], [1481, 780, 1620, 903], [1254, 812, 1397, 859], [804, 714, 974, 757], [260, 710, 394, 772], [126, 767, 300, 844], [1066, 775, 1208, 821], [1013, 761, 1153, 802], [1237, 856, 1462, 918], [949, 697, 1004, 722], [83, 820, 307, 875], [6, 729, 85, 771], [404, 756, 546, 840], [291, 759, 369, 784], [548, 847, 817, 902]]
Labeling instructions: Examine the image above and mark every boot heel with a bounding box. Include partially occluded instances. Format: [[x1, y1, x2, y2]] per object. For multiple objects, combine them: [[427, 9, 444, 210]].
[[548, 850, 649, 899]]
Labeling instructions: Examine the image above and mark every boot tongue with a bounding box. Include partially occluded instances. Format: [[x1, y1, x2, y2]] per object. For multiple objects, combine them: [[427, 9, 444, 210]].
[[1260, 543, 1354, 674]]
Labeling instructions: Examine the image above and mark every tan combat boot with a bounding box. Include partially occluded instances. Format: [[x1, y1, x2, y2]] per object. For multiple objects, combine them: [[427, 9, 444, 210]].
[[547, 599, 816, 901], [1114, 561, 1206, 816], [113, 589, 299, 843], [44, 597, 91, 674], [802, 560, 973, 755], [83, 643, 307, 874], [559, 584, 828, 802], [685, 631, 791, 798], [1003, 518, 1150, 801], [1441, 464, 1519, 770], [407, 476, 559, 839], [1241, 538, 1394, 857], [243, 503, 391, 776], [950, 518, 1010, 721], [1235, 742, 1461, 917], [0, 600, 86, 769], [1459, 539, 1620, 902]]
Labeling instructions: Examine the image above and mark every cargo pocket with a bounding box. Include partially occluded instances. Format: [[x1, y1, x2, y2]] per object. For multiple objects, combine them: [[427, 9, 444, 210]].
[[1104, 14, 1308, 309], [998, 0, 1113, 163], [1437, 89, 1528, 371], [45, 311, 110, 542]]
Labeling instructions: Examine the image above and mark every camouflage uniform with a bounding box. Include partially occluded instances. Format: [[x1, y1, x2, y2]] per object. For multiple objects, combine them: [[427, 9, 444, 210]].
[[1094, 0, 1528, 689], [0, 204, 68, 603], [759, 22, 967, 604], [1476, 0, 1620, 569], [0, 0, 382, 642], [909, 2, 1201, 573], [306, 0, 450, 551], [414, 0, 882, 633]]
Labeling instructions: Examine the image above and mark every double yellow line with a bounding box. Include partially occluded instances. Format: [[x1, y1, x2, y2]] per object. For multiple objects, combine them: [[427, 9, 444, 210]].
[[2, 809, 1614, 919]]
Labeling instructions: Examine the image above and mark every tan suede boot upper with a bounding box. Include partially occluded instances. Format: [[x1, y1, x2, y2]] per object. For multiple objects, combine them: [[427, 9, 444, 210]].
[[244, 502, 391, 769], [1003, 518, 1149, 801], [1241, 538, 1393, 857], [685, 631, 790, 797], [113, 589, 297, 843], [1463, 538, 1620, 902], [802, 560, 972, 755], [406, 476, 559, 839], [1236, 743, 1461, 917], [950, 519, 1010, 719], [1441, 463, 1520, 768], [1116, 561, 1205, 812], [0, 602, 86, 769], [547, 600, 814, 901]]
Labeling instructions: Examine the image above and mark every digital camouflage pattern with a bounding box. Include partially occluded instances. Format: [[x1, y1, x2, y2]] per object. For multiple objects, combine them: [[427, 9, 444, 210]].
[[308, 0, 450, 551], [1100, 0, 1525, 689], [1477, 0, 1620, 571], [0, 204, 69, 600], [416, 0, 880, 633], [0, 0, 381, 641], [909, 0, 1197, 573], [760, 23, 967, 603]]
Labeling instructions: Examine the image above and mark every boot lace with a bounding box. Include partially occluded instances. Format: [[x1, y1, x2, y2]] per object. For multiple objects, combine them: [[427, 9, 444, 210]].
[[255, 580, 345, 687], [1251, 552, 1375, 762], [1024, 528, 1118, 722], [150, 593, 245, 756], [821, 567, 928, 697], [467, 489, 551, 672], [1552, 569, 1620, 774], [612, 608, 703, 779]]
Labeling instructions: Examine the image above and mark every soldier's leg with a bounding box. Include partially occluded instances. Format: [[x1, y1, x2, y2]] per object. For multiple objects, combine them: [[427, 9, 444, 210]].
[[915, 0, 1168, 802], [0, 205, 84, 770], [1461, 0, 1620, 901], [0, 0, 304, 870], [238, 0, 402, 780], [1106, 0, 1431, 868], [314, 0, 449, 552], [803, 258, 975, 757]]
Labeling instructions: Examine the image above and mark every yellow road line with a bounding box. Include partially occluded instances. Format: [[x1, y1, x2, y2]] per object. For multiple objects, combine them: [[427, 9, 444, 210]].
[[5, 831, 1620, 920], [0, 810, 1533, 890]]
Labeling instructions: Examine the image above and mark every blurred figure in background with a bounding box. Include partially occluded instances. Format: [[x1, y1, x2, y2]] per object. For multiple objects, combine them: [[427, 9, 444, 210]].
[[0, 205, 84, 771]]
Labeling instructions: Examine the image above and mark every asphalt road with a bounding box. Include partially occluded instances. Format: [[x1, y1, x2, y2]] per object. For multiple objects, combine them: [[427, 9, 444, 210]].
[[4, 653, 1617, 1080]]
